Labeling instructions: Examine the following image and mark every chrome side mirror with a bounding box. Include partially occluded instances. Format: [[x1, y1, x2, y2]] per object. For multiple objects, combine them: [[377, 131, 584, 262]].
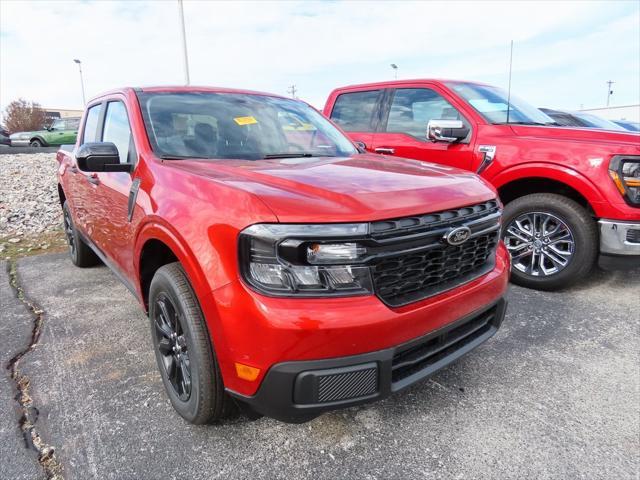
[[427, 119, 469, 143]]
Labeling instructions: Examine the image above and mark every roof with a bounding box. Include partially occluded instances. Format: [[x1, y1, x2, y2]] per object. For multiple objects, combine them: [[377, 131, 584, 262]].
[[88, 85, 288, 104]]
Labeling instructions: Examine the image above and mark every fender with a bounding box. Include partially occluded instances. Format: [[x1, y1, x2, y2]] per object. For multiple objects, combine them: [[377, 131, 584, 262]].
[[134, 217, 218, 311], [489, 162, 608, 216], [30, 135, 48, 146]]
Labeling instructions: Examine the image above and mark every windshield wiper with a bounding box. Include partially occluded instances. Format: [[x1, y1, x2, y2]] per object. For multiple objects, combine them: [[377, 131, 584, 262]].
[[159, 154, 196, 160], [263, 153, 316, 159], [494, 121, 548, 126]]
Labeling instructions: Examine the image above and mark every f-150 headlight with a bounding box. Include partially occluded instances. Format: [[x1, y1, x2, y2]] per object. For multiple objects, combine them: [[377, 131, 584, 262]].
[[609, 156, 640, 206], [239, 223, 373, 297]]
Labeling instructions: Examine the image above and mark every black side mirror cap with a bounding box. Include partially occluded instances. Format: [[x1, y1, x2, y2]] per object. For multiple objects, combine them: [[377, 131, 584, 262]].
[[76, 142, 132, 172]]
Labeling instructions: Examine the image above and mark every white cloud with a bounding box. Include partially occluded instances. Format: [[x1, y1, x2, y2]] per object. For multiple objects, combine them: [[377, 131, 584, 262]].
[[0, 0, 638, 114]]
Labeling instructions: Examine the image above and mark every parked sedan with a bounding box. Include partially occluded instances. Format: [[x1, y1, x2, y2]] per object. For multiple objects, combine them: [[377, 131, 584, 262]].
[[0, 128, 10, 146], [10, 117, 81, 147], [539, 108, 627, 131]]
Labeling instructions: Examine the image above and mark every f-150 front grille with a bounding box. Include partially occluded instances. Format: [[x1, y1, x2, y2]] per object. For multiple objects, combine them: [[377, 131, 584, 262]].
[[370, 200, 501, 307]]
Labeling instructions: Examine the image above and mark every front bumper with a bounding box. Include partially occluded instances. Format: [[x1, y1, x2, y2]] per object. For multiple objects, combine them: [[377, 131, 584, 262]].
[[598, 219, 640, 270], [228, 298, 507, 423], [10, 139, 30, 147]]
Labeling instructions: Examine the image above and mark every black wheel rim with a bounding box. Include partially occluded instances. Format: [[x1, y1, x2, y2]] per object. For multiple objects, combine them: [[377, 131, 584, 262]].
[[63, 208, 76, 258], [154, 294, 191, 401]]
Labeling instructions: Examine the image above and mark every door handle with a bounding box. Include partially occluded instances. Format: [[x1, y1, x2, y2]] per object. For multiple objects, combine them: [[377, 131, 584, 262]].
[[86, 174, 100, 185], [374, 147, 395, 155]]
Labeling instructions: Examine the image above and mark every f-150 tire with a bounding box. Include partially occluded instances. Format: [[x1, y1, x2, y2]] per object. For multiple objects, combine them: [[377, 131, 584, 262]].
[[148, 262, 234, 424], [62, 201, 99, 267], [501, 193, 598, 290]]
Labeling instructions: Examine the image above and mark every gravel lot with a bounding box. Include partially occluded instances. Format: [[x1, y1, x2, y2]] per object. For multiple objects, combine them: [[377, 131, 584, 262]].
[[0, 153, 61, 237], [1, 254, 639, 480]]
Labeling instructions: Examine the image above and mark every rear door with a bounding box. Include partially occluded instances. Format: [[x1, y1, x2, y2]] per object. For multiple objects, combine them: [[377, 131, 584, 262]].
[[326, 88, 384, 151], [371, 84, 476, 170]]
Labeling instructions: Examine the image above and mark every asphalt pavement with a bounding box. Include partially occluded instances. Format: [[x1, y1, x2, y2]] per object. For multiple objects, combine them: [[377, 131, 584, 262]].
[[1, 252, 639, 479]]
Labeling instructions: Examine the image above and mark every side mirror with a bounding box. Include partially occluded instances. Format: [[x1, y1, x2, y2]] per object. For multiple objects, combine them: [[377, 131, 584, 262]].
[[427, 119, 469, 143], [76, 142, 132, 172], [354, 141, 367, 153]]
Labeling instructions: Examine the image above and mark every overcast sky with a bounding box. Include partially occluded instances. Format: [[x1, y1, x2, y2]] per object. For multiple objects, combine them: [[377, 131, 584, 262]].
[[1, 0, 639, 114]]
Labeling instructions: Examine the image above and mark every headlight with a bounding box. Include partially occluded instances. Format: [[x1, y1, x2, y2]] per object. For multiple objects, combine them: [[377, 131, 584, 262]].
[[609, 156, 640, 206], [239, 223, 373, 297]]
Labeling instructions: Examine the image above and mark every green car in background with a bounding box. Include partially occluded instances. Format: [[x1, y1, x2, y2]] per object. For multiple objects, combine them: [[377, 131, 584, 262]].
[[10, 117, 81, 147]]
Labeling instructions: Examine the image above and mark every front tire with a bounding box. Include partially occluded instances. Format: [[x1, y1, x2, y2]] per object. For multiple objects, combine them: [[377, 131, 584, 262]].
[[501, 193, 597, 290], [30, 139, 43, 147], [149, 263, 233, 424], [62, 201, 99, 267]]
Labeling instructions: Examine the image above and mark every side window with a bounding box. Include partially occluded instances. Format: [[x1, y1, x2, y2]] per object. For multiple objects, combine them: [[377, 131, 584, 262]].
[[330, 90, 381, 132], [386, 88, 463, 138], [102, 102, 133, 164], [82, 105, 101, 144]]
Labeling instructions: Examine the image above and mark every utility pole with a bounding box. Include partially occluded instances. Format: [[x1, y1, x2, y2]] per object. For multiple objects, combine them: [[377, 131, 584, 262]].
[[606, 80, 615, 106], [287, 85, 297, 98], [390, 63, 398, 79], [178, 0, 190, 85], [73, 59, 86, 106]]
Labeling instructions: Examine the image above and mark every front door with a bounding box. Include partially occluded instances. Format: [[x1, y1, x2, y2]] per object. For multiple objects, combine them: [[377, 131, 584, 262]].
[[90, 100, 139, 279], [371, 86, 476, 171]]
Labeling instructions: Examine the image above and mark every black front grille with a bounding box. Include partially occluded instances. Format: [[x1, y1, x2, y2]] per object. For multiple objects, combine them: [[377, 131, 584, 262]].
[[626, 229, 640, 244], [391, 305, 498, 384], [369, 200, 501, 307]]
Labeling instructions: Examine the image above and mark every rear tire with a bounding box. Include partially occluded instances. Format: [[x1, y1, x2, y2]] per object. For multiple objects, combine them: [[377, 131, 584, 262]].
[[62, 201, 99, 267], [149, 262, 233, 424], [502, 193, 597, 290]]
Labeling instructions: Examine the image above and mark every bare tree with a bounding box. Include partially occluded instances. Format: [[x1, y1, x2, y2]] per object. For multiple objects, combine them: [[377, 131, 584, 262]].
[[2, 99, 47, 134]]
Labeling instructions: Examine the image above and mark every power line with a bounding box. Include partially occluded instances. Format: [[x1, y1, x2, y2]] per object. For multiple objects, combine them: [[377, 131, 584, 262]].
[[287, 85, 298, 98]]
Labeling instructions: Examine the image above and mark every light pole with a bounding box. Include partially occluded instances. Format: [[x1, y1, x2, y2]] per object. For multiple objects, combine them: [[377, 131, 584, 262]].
[[606, 80, 615, 107], [73, 59, 86, 106], [178, 0, 190, 85], [390, 63, 398, 79]]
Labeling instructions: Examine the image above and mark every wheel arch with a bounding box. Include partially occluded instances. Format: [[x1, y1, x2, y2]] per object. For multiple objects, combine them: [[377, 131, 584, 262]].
[[30, 135, 47, 146], [135, 221, 213, 313], [491, 164, 605, 217]]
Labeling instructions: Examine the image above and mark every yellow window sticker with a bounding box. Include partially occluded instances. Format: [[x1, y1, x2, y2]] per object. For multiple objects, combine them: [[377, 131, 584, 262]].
[[234, 116, 258, 126]]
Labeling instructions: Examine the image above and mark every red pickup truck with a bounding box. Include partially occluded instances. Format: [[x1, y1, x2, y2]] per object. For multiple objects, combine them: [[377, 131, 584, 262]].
[[56, 86, 509, 423], [324, 80, 640, 290]]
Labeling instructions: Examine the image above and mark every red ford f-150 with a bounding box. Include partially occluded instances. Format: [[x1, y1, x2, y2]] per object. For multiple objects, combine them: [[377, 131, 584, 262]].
[[324, 80, 640, 290], [57, 86, 509, 423]]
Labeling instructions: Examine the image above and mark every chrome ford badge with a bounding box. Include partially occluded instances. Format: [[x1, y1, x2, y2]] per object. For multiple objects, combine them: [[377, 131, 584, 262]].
[[445, 226, 471, 246]]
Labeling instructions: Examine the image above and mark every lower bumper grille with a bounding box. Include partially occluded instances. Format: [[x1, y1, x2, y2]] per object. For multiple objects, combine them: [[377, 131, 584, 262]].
[[626, 229, 640, 244], [391, 304, 499, 384]]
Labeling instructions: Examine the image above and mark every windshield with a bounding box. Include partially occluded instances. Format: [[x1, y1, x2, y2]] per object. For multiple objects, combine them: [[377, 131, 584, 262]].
[[138, 92, 357, 160], [571, 112, 626, 131], [447, 82, 555, 125]]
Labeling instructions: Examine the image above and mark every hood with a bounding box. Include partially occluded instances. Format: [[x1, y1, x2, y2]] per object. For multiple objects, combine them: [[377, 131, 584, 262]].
[[168, 154, 496, 223], [509, 124, 640, 147]]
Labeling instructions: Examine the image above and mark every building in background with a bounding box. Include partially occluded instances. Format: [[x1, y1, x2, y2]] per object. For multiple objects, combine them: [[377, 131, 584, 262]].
[[579, 104, 640, 122], [44, 107, 83, 119]]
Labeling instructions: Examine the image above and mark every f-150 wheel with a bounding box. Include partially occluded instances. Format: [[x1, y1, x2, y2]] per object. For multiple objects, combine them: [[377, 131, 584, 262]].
[[62, 201, 99, 267], [502, 193, 597, 290], [148, 262, 233, 424]]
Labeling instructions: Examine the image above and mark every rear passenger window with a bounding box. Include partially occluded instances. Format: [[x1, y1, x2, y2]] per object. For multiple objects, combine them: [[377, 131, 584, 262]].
[[386, 88, 463, 138], [330, 90, 381, 132], [82, 105, 101, 143], [102, 102, 133, 164]]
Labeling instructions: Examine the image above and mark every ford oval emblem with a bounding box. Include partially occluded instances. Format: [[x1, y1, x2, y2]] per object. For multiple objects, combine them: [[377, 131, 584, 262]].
[[445, 226, 471, 246]]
